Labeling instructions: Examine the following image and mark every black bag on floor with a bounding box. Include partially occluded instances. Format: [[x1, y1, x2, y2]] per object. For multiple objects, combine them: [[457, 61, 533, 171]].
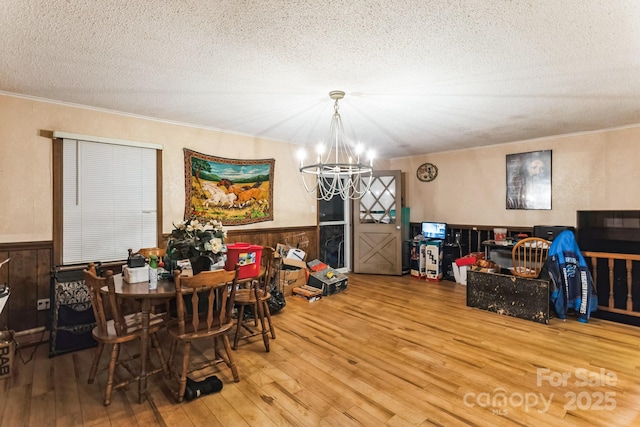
[[267, 286, 286, 314], [243, 279, 286, 317], [184, 375, 223, 401]]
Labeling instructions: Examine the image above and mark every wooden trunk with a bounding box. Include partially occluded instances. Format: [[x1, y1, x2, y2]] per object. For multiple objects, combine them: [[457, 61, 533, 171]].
[[466, 270, 550, 324]]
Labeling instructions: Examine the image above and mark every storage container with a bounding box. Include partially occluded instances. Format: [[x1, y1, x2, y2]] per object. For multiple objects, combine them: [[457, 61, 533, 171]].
[[225, 243, 262, 279], [123, 265, 150, 283], [494, 228, 507, 242]]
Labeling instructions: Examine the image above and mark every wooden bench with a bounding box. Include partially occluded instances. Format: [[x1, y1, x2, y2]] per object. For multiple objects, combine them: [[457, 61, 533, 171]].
[[466, 270, 550, 324]]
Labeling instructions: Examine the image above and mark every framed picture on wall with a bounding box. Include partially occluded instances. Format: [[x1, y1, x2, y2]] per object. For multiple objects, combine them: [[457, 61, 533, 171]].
[[506, 150, 552, 210], [183, 148, 275, 225]]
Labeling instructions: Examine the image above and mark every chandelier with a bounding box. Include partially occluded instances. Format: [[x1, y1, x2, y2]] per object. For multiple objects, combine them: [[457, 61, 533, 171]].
[[298, 90, 374, 201]]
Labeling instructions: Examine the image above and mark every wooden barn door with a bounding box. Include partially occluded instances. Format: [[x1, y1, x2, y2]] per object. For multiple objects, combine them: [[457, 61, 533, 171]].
[[353, 170, 403, 275]]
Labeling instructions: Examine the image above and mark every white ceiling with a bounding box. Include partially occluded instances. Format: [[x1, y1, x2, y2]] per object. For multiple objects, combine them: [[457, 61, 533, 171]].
[[2, 1, 640, 159]]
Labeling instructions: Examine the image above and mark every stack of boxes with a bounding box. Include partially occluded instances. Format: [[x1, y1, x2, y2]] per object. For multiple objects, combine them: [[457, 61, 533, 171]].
[[276, 243, 308, 297], [410, 240, 443, 281], [275, 243, 348, 300]]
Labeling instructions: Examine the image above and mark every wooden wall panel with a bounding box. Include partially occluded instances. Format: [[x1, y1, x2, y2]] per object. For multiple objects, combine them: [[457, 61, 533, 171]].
[[160, 225, 319, 261], [1, 227, 317, 333], [0, 251, 8, 329], [8, 249, 38, 331], [226, 226, 319, 260], [37, 248, 52, 327], [0, 242, 52, 332]]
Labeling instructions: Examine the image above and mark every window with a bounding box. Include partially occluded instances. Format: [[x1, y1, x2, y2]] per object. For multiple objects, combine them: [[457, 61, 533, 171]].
[[53, 133, 162, 265]]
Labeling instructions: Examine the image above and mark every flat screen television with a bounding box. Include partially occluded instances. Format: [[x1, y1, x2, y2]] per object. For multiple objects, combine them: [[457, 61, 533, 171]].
[[421, 222, 447, 240]]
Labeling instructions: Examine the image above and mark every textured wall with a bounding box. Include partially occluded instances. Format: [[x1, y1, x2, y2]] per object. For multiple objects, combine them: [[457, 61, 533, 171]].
[[0, 94, 318, 243], [2, 92, 639, 243], [391, 126, 640, 227]]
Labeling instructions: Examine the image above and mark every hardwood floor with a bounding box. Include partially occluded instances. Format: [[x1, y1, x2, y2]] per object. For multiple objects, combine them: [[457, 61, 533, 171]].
[[1, 274, 639, 426]]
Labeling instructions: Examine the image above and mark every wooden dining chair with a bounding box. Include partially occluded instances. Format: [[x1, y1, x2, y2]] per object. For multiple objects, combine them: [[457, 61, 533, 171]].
[[83, 263, 168, 406], [167, 266, 240, 403], [131, 247, 166, 259], [233, 246, 276, 352], [511, 237, 551, 278]]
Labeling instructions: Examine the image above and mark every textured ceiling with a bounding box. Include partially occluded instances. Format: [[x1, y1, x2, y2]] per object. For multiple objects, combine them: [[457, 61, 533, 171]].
[[2, 1, 640, 159]]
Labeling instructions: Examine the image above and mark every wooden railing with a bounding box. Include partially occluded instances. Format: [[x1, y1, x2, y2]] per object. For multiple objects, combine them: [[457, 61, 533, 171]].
[[583, 251, 640, 318]]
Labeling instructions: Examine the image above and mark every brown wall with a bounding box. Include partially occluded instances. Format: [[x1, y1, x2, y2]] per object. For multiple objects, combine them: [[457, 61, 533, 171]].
[[0, 226, 317, 332], [0, 242, 52, 332]]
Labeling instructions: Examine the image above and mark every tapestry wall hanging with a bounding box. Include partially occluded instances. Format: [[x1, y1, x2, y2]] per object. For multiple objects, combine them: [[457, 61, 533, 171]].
[[184, 148, 275, 225], [506, 150, 552, 210]]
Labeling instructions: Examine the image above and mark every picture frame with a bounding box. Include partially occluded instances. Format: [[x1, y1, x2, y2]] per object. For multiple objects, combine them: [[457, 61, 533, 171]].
[[506, 150, 552, 210], [183, 148, 275, 225]]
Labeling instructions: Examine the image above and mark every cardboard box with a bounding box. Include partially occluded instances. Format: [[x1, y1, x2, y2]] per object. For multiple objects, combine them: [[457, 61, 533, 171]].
[[276, 243, 308, 269], [283, 283, 297, 297], [292, 285, 322, 302], [307, 268, 347, 296], [123, 265, 149, 283], [276, 243, 306, 260], [279, 268, 308, 296], [424, 241, 443, 282], [282, 258, 307, 269], [286, 248, 306, 262]]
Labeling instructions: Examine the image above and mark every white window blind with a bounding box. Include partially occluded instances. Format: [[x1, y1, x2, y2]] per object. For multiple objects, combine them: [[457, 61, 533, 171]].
[[62, 138, 157, 264]]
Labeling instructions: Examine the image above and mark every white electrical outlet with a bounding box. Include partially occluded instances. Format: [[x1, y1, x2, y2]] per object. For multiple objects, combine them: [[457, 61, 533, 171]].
[[37, 298, 50, 311]]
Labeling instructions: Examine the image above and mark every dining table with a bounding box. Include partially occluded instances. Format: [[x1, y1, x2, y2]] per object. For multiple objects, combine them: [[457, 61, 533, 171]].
[[107, 273, 176, 403], [105, 267, 264, 403]]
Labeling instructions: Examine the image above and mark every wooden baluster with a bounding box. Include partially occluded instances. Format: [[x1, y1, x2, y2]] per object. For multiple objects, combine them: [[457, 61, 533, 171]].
[[608, 258, 614, 308], [583, 250, 640, 317], [626, 259, 633, 312], [590, 256, 598, 294]]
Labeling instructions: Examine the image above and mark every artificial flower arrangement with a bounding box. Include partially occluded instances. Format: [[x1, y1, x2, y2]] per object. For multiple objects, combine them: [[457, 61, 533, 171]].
[[164, 217, 228, 272]]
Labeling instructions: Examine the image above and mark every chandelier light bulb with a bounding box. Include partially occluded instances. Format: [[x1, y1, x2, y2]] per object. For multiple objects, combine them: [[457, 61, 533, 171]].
[[297, 148, 306, 167]]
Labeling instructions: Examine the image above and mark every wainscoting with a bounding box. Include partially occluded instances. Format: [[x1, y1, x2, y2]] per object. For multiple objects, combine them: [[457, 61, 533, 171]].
[[0, 225, 318, 333], [409, 223, 534, 254], [0, 241, 52, 333]]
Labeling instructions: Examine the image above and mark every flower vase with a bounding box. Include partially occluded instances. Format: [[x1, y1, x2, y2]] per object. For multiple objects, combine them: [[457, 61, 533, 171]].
[[191, 255, 212, 275]]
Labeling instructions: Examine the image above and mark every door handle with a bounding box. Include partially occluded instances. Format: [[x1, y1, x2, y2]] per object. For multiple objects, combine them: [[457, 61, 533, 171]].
[[396, 226, 401, 230]]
